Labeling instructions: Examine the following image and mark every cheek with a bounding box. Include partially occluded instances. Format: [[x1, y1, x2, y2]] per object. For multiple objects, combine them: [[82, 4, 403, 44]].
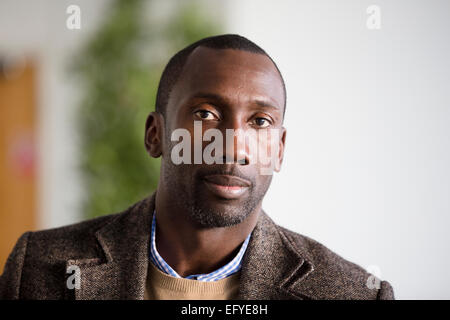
[[253, 130, 281, 173], [253, 173, 273, 196]]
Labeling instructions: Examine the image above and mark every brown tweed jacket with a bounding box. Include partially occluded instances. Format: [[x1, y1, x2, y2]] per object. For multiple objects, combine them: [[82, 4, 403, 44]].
[[0, 193, 394, 300]]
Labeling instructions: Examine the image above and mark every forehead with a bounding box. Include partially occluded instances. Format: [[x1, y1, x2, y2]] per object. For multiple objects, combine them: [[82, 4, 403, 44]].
[[169, 47, 285, 111]]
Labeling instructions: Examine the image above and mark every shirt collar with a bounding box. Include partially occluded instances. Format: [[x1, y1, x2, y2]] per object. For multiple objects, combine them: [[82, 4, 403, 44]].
[[149, 211, 251, 282]]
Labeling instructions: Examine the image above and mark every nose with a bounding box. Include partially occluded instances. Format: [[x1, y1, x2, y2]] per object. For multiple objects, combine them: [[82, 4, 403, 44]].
[[220, 119, 252, 165]]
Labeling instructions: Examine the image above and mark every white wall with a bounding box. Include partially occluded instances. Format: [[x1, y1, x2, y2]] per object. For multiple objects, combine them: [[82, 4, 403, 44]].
[[225, 0, 450, 299]]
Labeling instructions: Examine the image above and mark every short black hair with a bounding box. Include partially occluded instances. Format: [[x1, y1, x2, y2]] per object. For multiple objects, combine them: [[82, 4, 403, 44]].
[[155, 34, 287, 118]]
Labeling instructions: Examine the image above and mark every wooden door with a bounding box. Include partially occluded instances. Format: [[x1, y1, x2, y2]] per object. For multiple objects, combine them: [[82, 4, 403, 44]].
[[0, 60, 37, 274]]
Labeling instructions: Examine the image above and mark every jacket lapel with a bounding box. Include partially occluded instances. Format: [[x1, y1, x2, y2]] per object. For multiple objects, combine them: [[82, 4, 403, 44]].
[[237, 212, 315, 300], [67, 194, 155, 300]]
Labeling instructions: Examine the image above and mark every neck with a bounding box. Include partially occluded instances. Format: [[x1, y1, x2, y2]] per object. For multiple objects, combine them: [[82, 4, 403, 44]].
[[154, 185, 260, 277]]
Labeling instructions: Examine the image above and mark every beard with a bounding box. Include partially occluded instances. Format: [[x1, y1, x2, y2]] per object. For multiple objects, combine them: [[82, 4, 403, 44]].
[[162, 159, 272, 229]]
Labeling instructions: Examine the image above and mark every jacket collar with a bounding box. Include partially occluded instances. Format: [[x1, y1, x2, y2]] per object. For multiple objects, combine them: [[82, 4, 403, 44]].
[[237, 211, 315, 299], [66, 194, 155, 300], [67, 192, 315, 300]]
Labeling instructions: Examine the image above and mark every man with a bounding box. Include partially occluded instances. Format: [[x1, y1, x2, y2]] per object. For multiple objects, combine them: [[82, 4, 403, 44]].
[[0, 34, 394, 300]]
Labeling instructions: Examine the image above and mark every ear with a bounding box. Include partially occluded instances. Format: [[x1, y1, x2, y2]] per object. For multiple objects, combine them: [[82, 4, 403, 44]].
[[274, 127, 286, 172], [145, 112, 163, 158]]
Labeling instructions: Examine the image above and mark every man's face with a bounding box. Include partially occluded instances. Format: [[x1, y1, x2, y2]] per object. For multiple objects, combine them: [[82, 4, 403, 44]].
[[160, 47, 286, 228]]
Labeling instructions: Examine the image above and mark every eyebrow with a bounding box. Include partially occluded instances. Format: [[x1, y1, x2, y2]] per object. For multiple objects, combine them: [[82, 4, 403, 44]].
[[253, 99, 280, 111], [187, 92, 281, 112], [188, 92, 229, 107]]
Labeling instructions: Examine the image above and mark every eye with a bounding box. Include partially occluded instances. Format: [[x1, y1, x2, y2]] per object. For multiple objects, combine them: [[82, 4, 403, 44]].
[[253, 117, 271, 128], [194, 110, 218, 121]]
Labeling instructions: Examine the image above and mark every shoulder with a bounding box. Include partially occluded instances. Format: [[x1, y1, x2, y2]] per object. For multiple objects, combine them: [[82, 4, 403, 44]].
[[26, 213, 117, 261], [0, 197, 153, 299], [23, 195, 154, 262], [276, 225, 394, 300], [24, 197, 146, 263], [0, 211, 121, 299]]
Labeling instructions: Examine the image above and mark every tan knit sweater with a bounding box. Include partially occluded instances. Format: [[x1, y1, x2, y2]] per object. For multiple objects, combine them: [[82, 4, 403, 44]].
[[144, 261, 240, 300]]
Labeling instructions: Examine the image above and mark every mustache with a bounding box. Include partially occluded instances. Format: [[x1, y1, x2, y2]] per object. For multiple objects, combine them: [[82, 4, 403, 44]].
[[195, 165, 254, 186]]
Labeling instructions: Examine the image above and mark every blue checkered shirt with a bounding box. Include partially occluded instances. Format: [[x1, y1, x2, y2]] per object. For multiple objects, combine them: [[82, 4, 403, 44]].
[[149, 211, 251, 282]]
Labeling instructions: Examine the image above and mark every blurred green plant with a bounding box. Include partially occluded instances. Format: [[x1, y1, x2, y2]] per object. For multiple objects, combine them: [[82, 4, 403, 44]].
[[71, 0, 222, 219]]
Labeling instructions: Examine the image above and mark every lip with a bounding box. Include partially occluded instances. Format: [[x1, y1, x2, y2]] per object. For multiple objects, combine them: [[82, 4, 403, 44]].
[[202, 174, 250, 199]]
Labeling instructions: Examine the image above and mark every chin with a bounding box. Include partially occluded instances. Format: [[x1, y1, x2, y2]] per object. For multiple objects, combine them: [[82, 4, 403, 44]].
[[188, 202, 250, 228]]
